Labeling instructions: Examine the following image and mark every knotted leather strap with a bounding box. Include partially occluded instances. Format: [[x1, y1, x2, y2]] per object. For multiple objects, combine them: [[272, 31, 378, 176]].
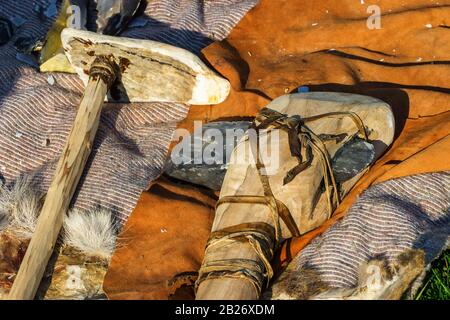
[[254, 108, 368, 218]]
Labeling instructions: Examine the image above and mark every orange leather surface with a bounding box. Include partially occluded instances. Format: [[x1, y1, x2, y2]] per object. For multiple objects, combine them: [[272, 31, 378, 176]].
[[103, 177, 217, 300], [105, 0, 450, 298]]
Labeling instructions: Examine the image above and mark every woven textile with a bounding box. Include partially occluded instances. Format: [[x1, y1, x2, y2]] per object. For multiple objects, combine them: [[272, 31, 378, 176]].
[[269, 172, 450, 298], [0, 0, 258, 225]]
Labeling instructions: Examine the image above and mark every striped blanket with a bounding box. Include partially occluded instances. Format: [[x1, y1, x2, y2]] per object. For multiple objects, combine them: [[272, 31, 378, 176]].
[[0, 0, 258, 225], [269, 172, 450, 299]]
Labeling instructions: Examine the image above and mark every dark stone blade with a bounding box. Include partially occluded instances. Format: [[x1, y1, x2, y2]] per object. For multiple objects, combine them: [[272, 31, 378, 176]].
[[0, 18, 13, 45], [331, 136, 376, 183], [165, 121, 252, 191], [90, 0, 142, 35]]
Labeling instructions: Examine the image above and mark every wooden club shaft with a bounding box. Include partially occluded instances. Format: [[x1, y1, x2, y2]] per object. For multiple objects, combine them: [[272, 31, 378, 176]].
[[8, 57, 116, 300]]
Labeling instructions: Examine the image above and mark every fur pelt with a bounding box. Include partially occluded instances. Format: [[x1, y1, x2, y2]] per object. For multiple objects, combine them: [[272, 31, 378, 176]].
[[0, 178, 118, 299], [63, 209, 119, 261], [267, 249, 426, 300], [0, 177, 41, 238]]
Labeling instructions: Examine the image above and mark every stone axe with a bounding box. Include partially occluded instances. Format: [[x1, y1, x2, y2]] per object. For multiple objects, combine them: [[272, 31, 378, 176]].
[[8, 28, 230, 300]]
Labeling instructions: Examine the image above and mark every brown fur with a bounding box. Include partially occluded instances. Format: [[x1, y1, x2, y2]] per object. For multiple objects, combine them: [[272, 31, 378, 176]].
[[0, 232, 30, 298], [265, 267, 330, 300], [312, 249, 426, 300], [267, 249, 426, 300]]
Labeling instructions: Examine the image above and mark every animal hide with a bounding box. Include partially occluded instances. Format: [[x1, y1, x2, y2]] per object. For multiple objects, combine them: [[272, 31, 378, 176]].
[[0, 178, 117, 300], [266, 172, 450, 300]]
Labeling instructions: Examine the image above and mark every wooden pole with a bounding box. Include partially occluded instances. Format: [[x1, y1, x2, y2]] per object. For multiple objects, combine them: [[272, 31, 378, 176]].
[[8, 56, 116, 300], [197, 279, 258, 300]]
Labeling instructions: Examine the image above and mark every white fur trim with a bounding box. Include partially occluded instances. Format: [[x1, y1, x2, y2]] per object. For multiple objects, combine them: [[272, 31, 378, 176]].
[[63, 209, 118, 261]]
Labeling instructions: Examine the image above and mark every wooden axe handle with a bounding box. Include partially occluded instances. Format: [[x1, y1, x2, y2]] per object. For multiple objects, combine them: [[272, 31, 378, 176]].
[[8, 56, 116, 300]]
